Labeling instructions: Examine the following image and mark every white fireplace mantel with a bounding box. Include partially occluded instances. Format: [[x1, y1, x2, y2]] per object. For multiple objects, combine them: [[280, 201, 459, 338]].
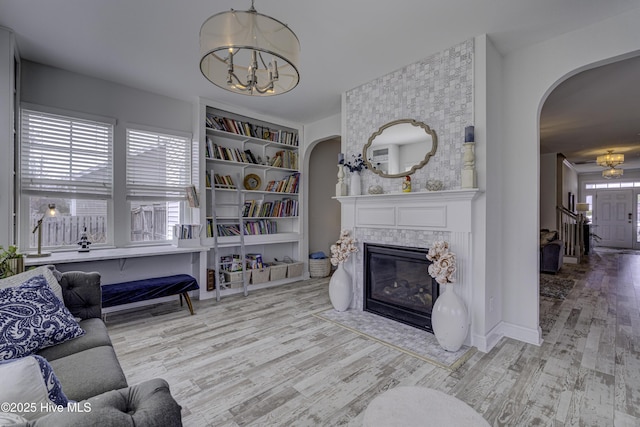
[[335, 188, 481, 347], [335, 189, 481, 233]]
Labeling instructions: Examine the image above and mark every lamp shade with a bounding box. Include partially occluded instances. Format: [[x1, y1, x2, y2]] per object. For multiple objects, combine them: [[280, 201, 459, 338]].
[[200, 8, 300, 96], [576, 203, 589, 212]]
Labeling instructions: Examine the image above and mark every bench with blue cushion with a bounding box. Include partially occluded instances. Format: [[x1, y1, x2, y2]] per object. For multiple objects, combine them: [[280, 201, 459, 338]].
[[102, 274, 199, 315]]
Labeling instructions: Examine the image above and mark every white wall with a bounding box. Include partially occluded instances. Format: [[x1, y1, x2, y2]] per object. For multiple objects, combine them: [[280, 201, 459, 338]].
[[540, 153, 558, 230], [20, 60, 193, 248], [499, 8, 640, 344], [562, 159, 579, 209], [0, 27, 16, 248], [472, 34, 503, 350]]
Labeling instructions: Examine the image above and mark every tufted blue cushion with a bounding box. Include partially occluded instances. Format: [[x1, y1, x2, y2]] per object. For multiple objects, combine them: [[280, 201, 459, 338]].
[[0, 275, 85, 360]]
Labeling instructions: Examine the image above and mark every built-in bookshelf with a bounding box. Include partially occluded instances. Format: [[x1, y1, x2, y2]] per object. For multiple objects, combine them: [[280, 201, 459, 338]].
[[197, 100, 304, 301]]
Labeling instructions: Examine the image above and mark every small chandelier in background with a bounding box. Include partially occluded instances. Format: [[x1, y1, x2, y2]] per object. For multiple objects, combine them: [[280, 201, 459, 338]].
[[596, 150, 624, 168], [602, 167, 623, 179], [199, 0, 300, 96]]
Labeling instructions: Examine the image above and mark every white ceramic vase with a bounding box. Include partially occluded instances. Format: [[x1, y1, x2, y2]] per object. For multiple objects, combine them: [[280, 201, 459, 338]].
[[349, 171, 361, 196], [329, 263, 352, 311], [431, 282, 469, 352]]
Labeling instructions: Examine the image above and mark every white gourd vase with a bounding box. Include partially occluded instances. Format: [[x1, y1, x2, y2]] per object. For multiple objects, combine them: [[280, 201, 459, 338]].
[[431, 282, 469, 352], [329, 263, 352, 311], [349, 171, 361, 196]]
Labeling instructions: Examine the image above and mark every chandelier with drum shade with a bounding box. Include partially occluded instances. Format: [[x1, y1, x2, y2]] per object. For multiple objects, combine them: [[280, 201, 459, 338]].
[[199, 1, 300, 96]]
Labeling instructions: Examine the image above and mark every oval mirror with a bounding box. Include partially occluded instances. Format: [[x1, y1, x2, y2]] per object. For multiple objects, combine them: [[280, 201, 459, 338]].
[[363, 119, 438, 178]]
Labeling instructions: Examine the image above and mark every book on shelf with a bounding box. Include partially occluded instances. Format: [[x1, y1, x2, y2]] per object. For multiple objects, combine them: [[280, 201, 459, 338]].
[[246, 253, 263, 269], [185, 185, 199, 208], [213, 174, 236, 189], [205, 113, 299, 147], [269, 150, 298, 169], [242, 199, 263, 218], [174, 224, 201, 239], [207, 269, 215, 291], [243, 220, 277, 235], [220, 254, 244, 272], [216, 224, 242, 236], [265, 172, 300, 193]]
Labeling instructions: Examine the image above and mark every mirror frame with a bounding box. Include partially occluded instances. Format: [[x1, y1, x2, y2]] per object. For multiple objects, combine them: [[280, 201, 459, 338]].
[[362, 119, 438, 178]]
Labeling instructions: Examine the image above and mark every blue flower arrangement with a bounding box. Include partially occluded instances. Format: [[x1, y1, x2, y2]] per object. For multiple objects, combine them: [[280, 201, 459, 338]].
[[344, 153, 367, 173]]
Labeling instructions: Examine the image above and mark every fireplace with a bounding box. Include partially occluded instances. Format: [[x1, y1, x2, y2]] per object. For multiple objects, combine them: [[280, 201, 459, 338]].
[[364, 243, 439, 333]]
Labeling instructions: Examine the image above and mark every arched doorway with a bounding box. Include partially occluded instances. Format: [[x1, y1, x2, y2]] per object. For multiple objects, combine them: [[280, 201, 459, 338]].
[[497, 8, 640, 346], [305, 136, 341, 268]]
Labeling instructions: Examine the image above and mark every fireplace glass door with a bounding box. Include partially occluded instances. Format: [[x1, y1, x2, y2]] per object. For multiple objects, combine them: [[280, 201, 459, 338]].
[[364, 243, 439, 332]]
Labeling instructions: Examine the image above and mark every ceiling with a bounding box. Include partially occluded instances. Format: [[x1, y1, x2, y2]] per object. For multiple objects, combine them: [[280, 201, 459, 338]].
[[1, 0, 639, 172], [540, 55, 640, 173]]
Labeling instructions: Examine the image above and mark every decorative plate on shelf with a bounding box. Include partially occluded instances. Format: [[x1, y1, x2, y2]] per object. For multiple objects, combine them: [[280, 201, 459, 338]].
[[243, 173, 262, 191]]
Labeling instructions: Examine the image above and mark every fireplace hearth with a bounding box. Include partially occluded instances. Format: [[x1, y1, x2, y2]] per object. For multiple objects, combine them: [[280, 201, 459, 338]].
[[364, 243, 439, 333]]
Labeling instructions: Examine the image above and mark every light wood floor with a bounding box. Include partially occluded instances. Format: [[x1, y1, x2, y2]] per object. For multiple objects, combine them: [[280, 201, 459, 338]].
[[106, 250, 640, 426]]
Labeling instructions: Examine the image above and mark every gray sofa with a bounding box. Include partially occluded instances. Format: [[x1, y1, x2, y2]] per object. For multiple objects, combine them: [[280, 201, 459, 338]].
[[24, 269, 182, 426]]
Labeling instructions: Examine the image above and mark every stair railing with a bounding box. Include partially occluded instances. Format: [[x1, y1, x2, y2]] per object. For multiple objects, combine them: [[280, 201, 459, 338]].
[[556, 205, 586, 263]]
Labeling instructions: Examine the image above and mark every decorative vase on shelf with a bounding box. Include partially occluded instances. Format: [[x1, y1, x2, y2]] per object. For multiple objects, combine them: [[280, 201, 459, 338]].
[[431, 283, 469, 352], [349, 171, 361, 196], [329, 263, 352, 311]]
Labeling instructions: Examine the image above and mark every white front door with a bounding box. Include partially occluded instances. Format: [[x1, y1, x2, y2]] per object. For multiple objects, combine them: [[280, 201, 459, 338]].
[[595, 190, 634, 248]]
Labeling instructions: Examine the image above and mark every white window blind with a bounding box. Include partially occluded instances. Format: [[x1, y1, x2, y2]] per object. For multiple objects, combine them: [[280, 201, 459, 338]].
[[21, 109, 113, 199], [126, 129, 191, 200]]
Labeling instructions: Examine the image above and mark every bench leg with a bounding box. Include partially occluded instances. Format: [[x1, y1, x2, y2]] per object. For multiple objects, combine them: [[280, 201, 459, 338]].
[[181, 292, 195, 315]]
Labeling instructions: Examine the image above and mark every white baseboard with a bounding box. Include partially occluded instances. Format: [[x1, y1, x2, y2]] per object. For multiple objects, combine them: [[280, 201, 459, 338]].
[[472, 321, 543, 353]]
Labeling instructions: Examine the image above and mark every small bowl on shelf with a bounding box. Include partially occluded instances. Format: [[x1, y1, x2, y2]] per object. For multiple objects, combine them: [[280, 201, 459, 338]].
[[367, 185, 383, 194]]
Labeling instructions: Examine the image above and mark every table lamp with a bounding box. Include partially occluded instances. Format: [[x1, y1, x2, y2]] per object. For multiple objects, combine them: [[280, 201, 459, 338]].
[[27, 203, 56, 258]]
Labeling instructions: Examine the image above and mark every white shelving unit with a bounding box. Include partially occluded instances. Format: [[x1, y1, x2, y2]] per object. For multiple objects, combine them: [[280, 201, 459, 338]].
[[197, 100, 304, 300]]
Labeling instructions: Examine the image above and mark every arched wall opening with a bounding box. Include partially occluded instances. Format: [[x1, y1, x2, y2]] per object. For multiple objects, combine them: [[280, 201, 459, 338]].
[[498, 8, 640, 346], [302, 135, 341, 270]]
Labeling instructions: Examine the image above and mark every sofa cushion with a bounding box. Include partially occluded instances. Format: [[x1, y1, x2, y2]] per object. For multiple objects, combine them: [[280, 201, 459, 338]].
[[23, 378, 182, 427], [37, 318, 112, 362], [48, 345, 128, 401], [0, 265, 63, 302], [0, 275, 85, 360], [0, 355, 70, 420]]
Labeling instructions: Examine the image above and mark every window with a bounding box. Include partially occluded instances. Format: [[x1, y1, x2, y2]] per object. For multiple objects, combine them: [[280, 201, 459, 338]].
[[126, 128, 191, 243], [20, 108, 113, 250]]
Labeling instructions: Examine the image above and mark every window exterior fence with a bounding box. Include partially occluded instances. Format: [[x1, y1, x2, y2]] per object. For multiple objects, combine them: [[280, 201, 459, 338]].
[[30, 215, 108, 248], [30, 203, 173, 248]]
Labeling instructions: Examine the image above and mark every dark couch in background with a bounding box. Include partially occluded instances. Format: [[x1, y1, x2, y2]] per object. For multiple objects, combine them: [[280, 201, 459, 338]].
[[540, 230, 564, 274]]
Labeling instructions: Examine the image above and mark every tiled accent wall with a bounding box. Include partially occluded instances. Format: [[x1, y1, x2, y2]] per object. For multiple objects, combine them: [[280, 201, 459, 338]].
[[344, 39, 474, 193], [343, 39, 474, 310]]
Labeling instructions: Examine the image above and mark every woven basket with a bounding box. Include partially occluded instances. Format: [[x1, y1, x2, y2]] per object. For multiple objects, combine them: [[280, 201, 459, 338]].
[[309, 258, 331, 278]]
